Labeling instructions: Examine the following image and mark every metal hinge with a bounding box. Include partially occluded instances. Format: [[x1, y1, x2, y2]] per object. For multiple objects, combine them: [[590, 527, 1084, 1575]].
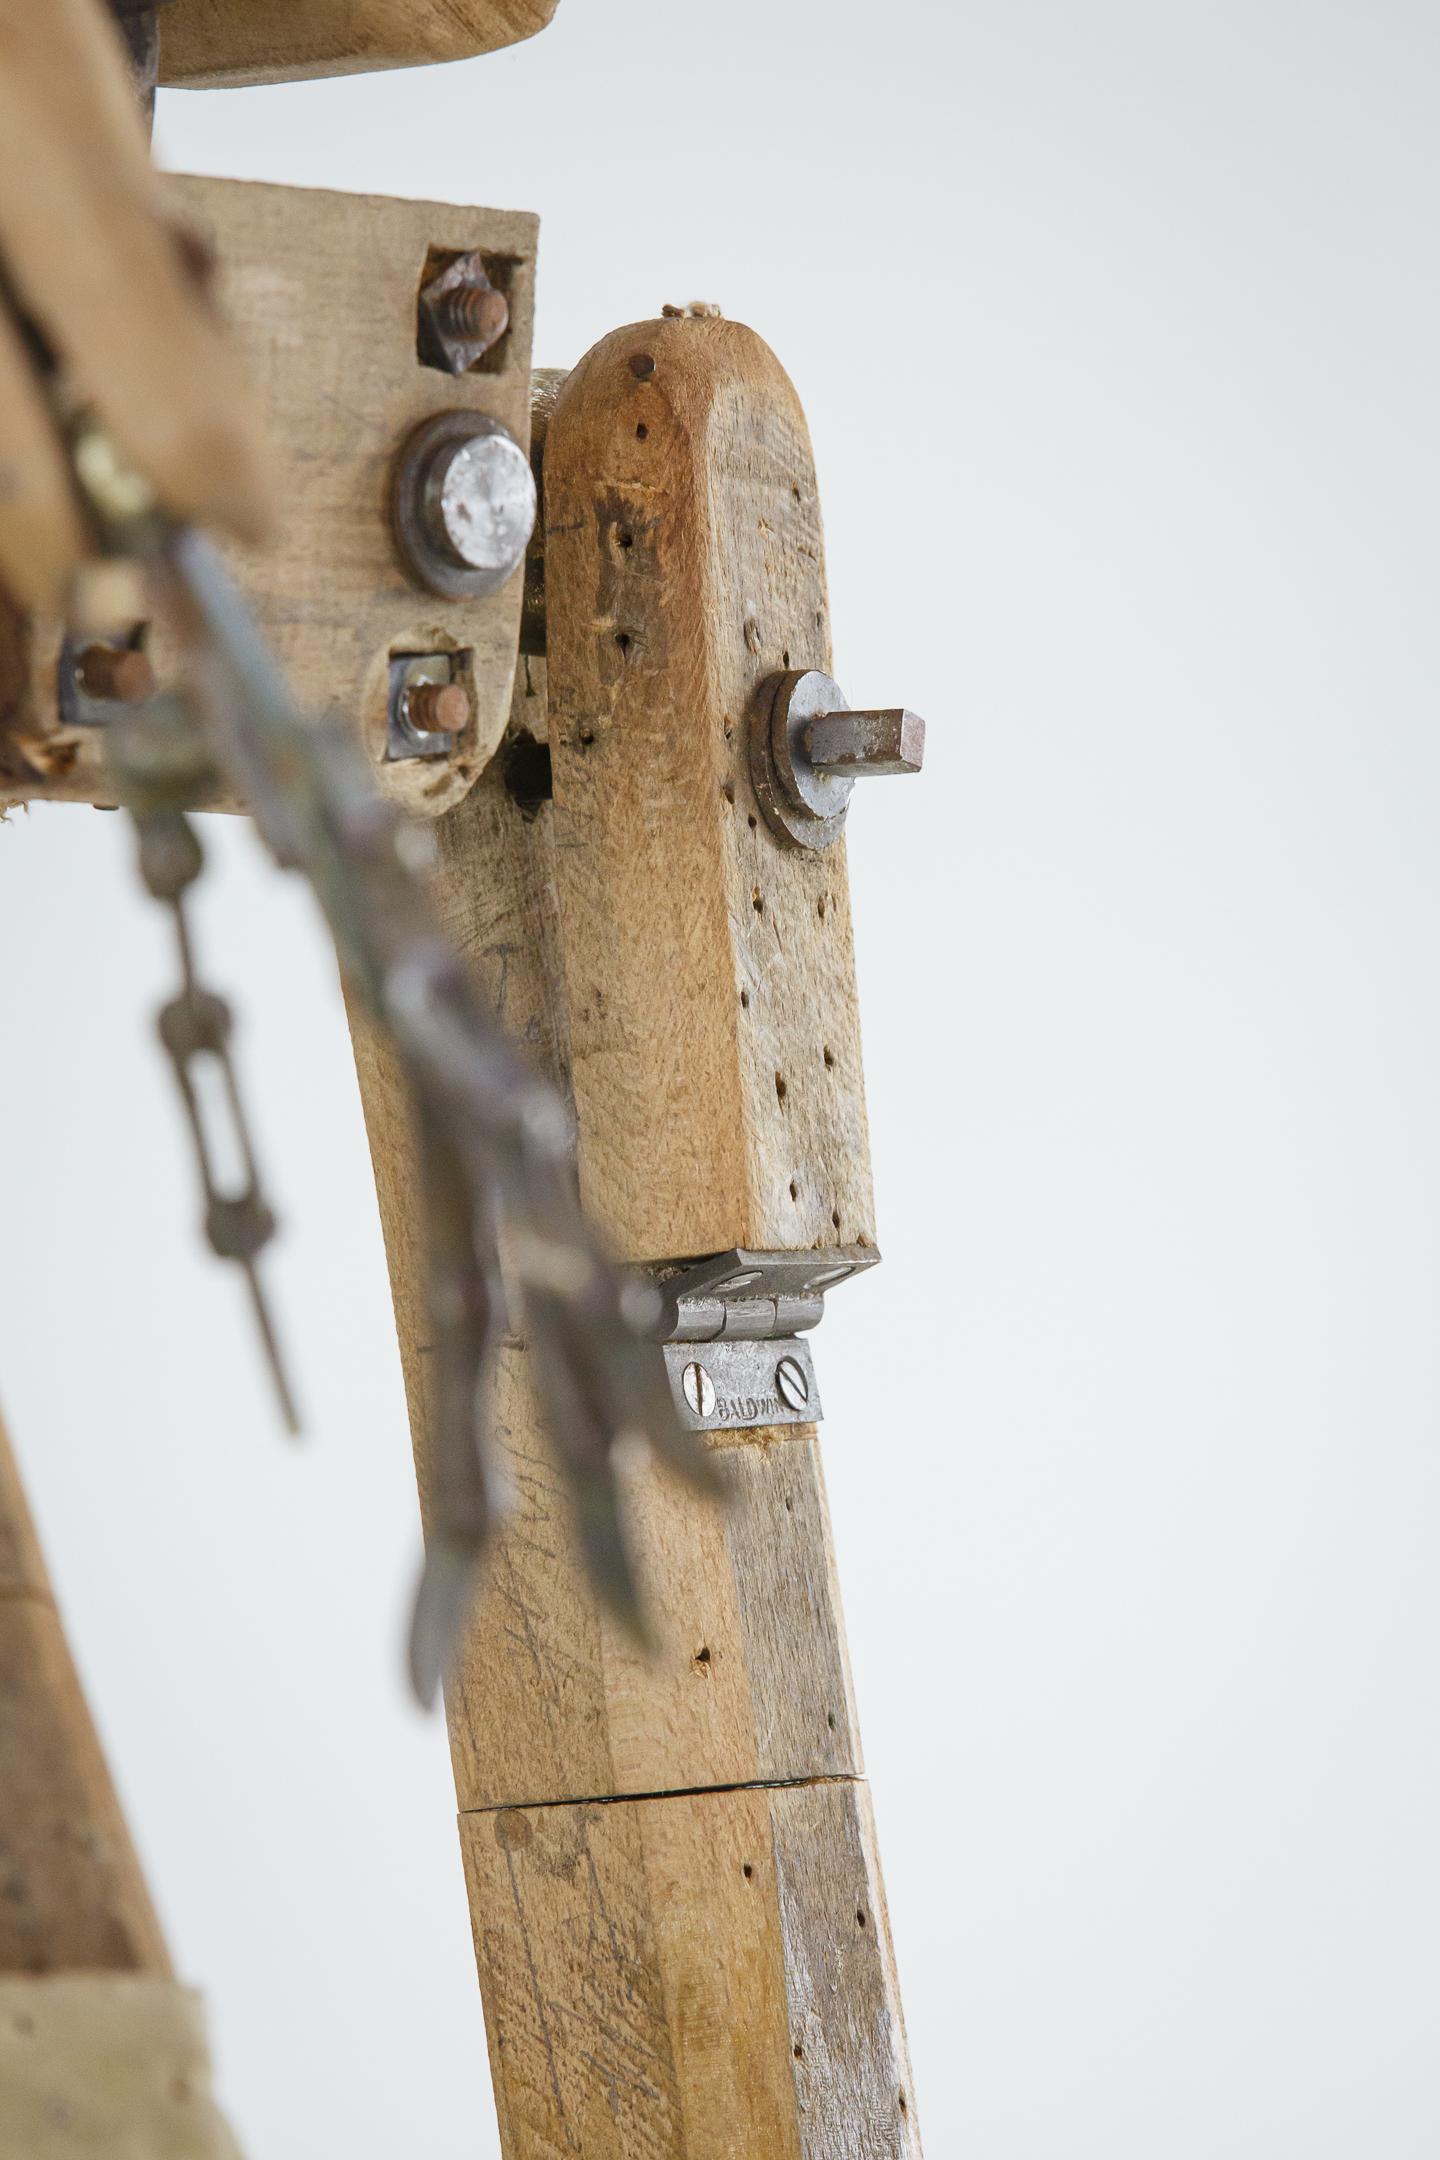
[[650, 1246, 878, 1433]]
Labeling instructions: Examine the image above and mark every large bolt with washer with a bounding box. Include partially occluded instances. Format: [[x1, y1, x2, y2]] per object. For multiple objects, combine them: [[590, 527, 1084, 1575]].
[[391, 410, 537, 602], [749, 669, 926, 851]]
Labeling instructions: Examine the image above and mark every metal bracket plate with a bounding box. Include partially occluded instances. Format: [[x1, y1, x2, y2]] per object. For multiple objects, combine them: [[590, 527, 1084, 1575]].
[[652, 1245, 877, 1432], [664, 1336, 819, 1433]]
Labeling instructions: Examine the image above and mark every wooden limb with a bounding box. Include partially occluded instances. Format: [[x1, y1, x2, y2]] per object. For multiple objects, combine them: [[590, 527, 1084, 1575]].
[[545, 315, 876, 1262], [0, 1408, 170, 1977], [159, 0, 560, 87], [0, 0, 275, 615], [352, 320, 921, 2156], [1, 176, 537, 821]]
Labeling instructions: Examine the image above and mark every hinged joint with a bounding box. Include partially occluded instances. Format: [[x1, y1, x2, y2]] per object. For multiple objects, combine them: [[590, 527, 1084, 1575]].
[[650, 1246, 878, 1432]]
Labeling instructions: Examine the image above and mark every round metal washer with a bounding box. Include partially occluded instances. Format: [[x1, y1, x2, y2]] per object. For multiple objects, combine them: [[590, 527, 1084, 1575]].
[[749, 669, 854, 851], [391, 409, 537, 602]]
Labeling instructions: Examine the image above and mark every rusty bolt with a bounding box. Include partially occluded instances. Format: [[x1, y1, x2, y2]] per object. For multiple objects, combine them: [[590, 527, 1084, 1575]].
[[76, 643, 155, 703], [806, 708, 926, 778], [403, 681, 468, 736], [418, 251, 509, 375]]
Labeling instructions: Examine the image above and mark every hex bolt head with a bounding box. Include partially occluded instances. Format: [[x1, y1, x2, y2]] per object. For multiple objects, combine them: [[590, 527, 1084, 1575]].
[[392, 411, 537, 602], [775, 1355, 810, 1412], [682, 1361, 717, 1419]]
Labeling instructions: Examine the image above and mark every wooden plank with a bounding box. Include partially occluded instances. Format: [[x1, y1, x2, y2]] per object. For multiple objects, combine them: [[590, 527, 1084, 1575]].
[[0, 1412, 170, 1977], [0, 0, 273, 616], [0, 176, 537, 822], [544, 315, 876, 1263], [351, 322, 920, 2154], [0, 1977, 242, 2159], [351, 662, 863, 1812], [460, 1780, 920, 2159], [159, 0, 559, 87]]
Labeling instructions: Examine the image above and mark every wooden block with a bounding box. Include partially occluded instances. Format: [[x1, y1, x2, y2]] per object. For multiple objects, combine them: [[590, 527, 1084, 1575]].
[[544, 315, 877, 1264], [443, 1379, 862, 1810], [351, 669, 862, 1812], [0, 1976, 241, 2160], [0, 1417, 170, 1978], [349, 327, 922, 2152], [461, 1779, 920, 2159], [0, 0, 274, 618], [160, 0, 559, 86], [0, 176, 537, 820]]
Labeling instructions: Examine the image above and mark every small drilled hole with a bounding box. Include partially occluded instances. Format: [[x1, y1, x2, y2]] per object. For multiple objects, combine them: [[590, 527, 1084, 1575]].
[[748, 812, 758, 830], [740, 988, 750, 1009], [743, 1863, 754, 1880], [636, 422, 649, 439], [577, 725, 595, 748], [831, 1209, 842, 1230], [899, 2094, 908, 2116], [789, 1179, 799, 1200], [695, 1645, 711, 1664], [823, 1045, 835, 1069], [856, 1909, 867, 1928], [785, 1495, 794, 1513], [615, 632, 632, 654], [629, 352, 655, 379], [775, 1073, 787, 1102], [827, 1711, 837, 1729], [722, 778, 735, 803], [817, 896, 828, 921], [752, 887, 765, 914], [618, 528, 634, 549], [791, 483, 802, 502], [793, 2044, 804, 2060], [782, 649, 791, 667]]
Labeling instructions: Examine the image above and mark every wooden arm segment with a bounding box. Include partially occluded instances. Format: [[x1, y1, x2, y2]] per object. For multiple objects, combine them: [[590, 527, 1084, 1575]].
[[159, 0, 560, 87], [0, 1409, 170, 1978], [350, 318, 921, 2155]]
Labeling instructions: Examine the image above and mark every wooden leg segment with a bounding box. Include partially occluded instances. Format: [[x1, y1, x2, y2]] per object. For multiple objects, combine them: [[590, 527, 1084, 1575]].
[[352, 317, 921, 2156], [0, 1410, 170, 1979]]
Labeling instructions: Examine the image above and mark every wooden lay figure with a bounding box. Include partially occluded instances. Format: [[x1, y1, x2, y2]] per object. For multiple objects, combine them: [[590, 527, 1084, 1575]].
[[0, 2, 929, 2153]]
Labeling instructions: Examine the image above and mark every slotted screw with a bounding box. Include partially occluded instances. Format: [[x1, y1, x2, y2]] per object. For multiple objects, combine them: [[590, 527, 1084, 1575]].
[[682, 1361, 717, 1419], [775, 1356, 810, 1412]]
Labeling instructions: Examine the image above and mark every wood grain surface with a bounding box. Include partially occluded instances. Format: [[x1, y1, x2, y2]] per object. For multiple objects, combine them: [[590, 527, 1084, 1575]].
[[462, 1780, 920, 2158], [544, 315, 877, 1264], [1, 176, 536, 819], [160, 0, 559, 86], [351, 324, 919, 2155], [0, 1412, 170, 1977]]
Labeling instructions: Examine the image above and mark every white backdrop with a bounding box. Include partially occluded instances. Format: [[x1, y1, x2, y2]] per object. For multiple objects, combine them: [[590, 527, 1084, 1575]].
[[3, 2, 1439, 2153]]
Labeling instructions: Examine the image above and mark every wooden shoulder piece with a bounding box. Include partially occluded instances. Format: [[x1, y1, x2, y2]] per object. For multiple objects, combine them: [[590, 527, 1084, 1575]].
[[159, 0, 560, 87]]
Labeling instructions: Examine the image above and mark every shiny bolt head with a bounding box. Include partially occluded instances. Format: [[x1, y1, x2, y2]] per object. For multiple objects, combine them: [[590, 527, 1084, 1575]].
[[775, 1355, 809, 1411], [428, 432, 536, 575], [393, 411, 538, 602], [682, 1361, 717, 1419]]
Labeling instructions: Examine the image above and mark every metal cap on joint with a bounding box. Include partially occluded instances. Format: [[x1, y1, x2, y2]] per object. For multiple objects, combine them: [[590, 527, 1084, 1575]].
[[391, 410, 537, 602]]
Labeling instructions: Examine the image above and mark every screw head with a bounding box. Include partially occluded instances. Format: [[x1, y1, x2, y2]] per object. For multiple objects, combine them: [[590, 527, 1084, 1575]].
[[681, 1361, 717, 1419], [775, 1355, 810, 1412]]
